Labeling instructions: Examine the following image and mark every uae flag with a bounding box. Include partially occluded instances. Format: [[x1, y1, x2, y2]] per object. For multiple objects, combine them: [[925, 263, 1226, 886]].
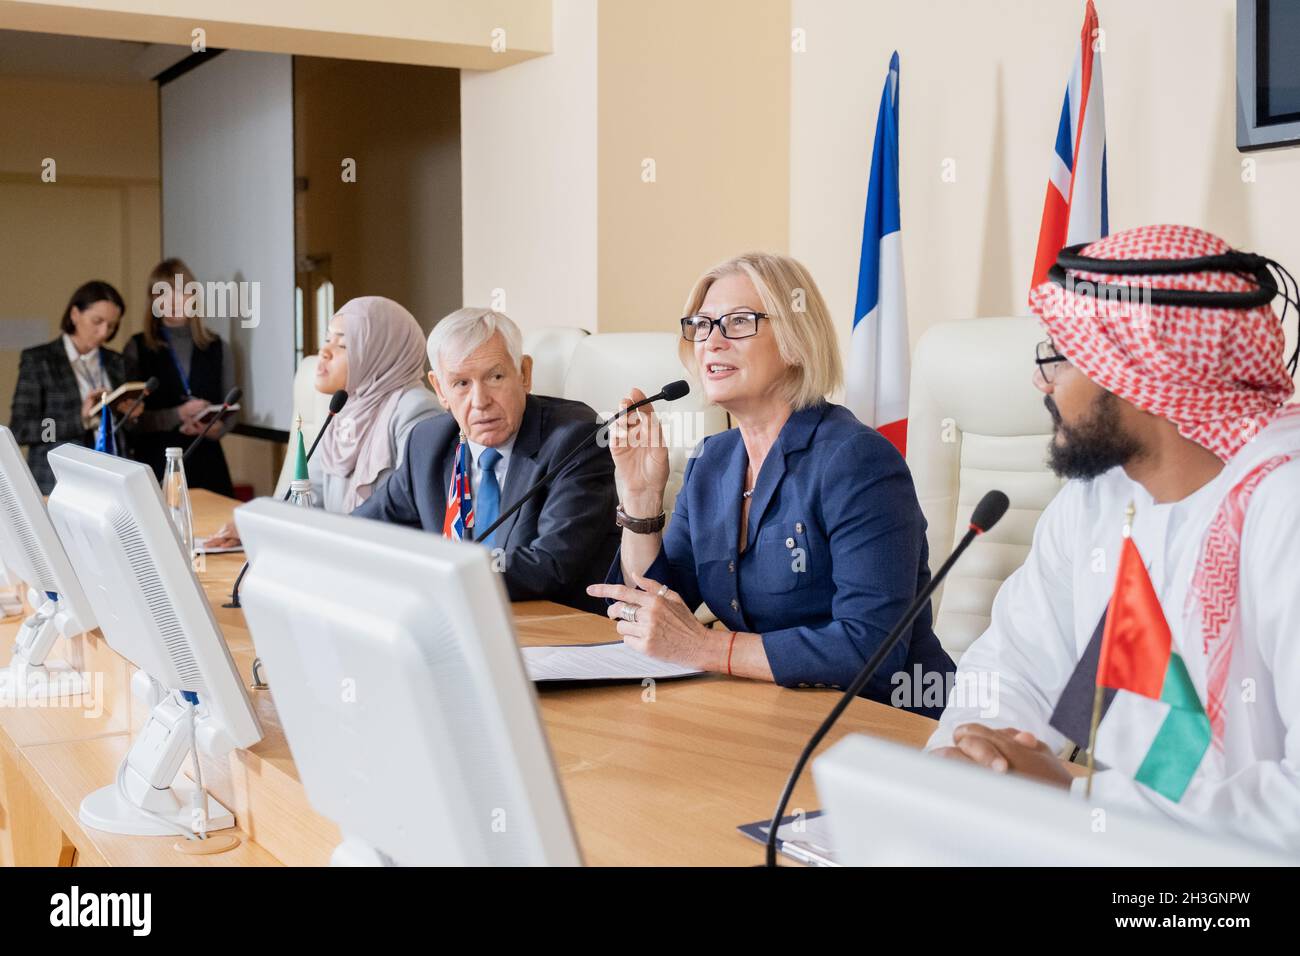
[[1050, 537, 1211, 802]]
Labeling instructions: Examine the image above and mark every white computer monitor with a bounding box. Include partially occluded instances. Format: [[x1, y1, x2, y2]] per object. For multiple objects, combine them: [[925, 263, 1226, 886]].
[[46, 444, 261, 837], [0, 425, 95, 695], [234, 497, 582, 866], [813, 733, 1291, 866]]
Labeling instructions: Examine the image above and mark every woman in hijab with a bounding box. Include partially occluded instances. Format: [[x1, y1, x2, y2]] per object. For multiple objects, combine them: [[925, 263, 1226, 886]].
[[311, 296, 442, 511], [206, 297, 440, 543]]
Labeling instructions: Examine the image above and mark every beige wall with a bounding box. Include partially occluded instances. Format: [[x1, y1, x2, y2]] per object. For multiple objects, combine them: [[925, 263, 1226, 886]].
[[0, 0, 552, 69], [0, 74, 159, 423], [597, 0, 790, 332], [791, 0, 1300, 368], [295, 57, 462, 335], [461, 0, 792, 337], [461, 0, 598, 331]]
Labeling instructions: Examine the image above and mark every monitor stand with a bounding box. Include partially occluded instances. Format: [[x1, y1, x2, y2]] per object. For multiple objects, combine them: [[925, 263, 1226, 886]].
[[0, 593, 89, 699], [79, 687, 237, 837]]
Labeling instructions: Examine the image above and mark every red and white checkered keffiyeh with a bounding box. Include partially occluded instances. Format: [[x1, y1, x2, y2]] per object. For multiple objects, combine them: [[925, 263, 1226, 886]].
[[1032, 223, 1300, 754], [1028, 223, 1294, 461]]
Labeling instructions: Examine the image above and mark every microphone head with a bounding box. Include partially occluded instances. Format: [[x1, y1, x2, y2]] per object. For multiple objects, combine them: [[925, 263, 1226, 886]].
[[969, 490, 1010, 535], [329, 389, 348, 414], [659, 380, 690, 402], [224, 386, 243, 406], [143, 376, 161, 393]]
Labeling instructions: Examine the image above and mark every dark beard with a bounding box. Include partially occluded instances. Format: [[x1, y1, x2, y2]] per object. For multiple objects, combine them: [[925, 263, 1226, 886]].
[[1044, 392, 1142, 480]]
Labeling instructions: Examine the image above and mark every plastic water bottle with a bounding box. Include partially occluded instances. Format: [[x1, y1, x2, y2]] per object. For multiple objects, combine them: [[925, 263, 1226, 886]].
[[163, 447, 194, 558], [288, 478, 314, 508]]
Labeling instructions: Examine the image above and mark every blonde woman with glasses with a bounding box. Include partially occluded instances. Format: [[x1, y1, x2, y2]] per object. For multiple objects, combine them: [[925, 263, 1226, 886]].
[[588, 252, 953, 716]]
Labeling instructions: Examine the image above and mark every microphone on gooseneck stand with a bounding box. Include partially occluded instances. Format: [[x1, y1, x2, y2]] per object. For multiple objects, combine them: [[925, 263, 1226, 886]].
[[284, 389, 349, 501], [473, 380, 691, 544], [762, 488, 1011, 867], [225, 389, 349, 609], [183, 386, 242, 461], [111, 376, 159, 439]]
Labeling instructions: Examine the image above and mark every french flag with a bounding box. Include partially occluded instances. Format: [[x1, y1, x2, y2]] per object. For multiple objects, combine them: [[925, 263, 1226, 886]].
[[848, 51, 908, 456], [1030, 0, 1109, 290]]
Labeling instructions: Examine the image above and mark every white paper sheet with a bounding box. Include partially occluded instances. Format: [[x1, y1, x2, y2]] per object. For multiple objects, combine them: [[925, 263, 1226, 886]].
[[522, 641, 704, 683], [194, 536, 244, 555]]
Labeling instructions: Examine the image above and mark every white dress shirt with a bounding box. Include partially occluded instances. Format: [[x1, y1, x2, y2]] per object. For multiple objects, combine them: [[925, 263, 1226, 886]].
[[63, 334, 108, 402], [929, 414, 1300, 853]]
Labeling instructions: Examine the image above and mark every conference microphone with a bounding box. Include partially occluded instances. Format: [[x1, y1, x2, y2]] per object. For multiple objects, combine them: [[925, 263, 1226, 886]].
[[283, 389, 348, 501], [225, 389, 349, 609], [183, 386, 242, 461], [762, 488, 1010, 867], [472, 379, 691, 544], [111, 376, 159, 439]]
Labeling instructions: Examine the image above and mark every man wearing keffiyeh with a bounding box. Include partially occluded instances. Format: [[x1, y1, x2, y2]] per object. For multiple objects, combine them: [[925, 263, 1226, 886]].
[[928, 224, 1300, 853]]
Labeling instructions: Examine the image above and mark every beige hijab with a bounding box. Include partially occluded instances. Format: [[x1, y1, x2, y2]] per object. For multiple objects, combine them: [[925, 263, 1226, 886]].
[[316, 297, 427, 510]]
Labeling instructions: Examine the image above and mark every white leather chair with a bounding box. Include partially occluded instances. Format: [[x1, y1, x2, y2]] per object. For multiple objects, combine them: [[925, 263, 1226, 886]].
[[560, 332, 729, 516], [906, 317, 1065, 660], [273, 355, 333, 498], [522, 327, 589, 399]]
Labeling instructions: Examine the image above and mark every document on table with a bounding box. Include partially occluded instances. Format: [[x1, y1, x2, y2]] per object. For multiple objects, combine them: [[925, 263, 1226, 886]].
[[736, 810, 839, 867], [194, 536, 243, 555], [522, 641, 704, 683]]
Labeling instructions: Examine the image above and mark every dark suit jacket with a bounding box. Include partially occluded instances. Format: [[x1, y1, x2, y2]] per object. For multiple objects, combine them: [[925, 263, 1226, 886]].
[[353, 393, 620, 613], [9, 338, 127, 493]]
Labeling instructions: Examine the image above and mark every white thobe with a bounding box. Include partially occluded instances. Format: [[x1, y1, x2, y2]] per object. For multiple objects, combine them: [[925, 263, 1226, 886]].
[[928, 413, 1300, 854]]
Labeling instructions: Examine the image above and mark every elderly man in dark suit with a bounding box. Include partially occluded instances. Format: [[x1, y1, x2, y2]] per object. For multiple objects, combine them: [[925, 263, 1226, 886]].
[[353, 308, 618, 613]]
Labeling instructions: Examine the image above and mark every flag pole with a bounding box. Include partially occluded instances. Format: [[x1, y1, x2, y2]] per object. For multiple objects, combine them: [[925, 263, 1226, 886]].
[[1087, 500, 1135, 797]]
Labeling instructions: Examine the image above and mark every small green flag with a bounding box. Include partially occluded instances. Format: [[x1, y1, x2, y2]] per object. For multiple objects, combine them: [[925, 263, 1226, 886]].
[[293, 427, 309, 481]]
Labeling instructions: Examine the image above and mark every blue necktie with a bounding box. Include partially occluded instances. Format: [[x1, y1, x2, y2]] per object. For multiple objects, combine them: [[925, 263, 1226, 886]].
[[476, 447, 503, 547]]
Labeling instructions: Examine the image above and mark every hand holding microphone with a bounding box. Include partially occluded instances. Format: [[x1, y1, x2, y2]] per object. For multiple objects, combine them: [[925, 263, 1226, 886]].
[[609, 387, 673, 514], [473, 380, 689, 544]]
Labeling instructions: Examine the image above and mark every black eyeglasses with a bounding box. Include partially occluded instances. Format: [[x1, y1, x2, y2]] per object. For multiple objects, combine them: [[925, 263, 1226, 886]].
[[1034, 339, 1070, 384], [680, 311, 766, 342]]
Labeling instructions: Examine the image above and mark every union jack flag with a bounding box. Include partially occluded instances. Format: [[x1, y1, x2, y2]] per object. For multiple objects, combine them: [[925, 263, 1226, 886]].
[[443, 437, 474, 540], [1030, 0, 1108, 291]]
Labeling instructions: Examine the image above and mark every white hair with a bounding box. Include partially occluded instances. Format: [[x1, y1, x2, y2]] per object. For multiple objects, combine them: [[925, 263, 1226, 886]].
[[426, 307, 523, 380]]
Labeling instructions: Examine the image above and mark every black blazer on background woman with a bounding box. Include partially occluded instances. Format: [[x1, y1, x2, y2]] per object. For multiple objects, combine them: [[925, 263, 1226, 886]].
[[124, 330, 234, 496], [9, 338, 126, 493]]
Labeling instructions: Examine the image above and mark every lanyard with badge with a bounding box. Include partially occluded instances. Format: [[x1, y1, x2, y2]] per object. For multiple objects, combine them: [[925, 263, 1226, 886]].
[[160, 326, 192, 398]]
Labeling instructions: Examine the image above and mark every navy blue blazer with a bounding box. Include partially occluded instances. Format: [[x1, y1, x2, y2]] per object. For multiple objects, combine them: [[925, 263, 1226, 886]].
[[353, 393, 620, 613], [610, 402, 954, 716]]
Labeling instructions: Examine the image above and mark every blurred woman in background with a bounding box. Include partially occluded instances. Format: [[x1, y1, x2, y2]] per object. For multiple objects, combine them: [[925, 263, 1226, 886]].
[[124, 258, 236, 495], [9, 279, 134, 493]]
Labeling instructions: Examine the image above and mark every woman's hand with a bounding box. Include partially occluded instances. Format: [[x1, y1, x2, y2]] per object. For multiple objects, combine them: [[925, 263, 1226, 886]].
[[586, 578, 722, 671], [80, 392, 101, 428], [177, 397, 209, 436], [112, 397, 144, 421], [203, 521, 241, 549], [178, 397, 208, 421], [608, 388, 670, 507]]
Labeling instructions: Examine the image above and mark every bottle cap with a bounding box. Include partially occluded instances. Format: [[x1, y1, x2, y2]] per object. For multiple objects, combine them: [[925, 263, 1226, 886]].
[[165, 447, 183, 459], [289, 479, 312, 494]]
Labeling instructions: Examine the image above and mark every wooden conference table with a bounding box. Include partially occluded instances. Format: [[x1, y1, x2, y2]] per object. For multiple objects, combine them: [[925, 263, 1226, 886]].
[[0, 490, 936, 867]]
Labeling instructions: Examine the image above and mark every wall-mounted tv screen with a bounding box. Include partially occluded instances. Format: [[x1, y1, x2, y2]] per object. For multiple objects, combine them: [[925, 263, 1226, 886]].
[[1237, 0, 1300, 150]]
